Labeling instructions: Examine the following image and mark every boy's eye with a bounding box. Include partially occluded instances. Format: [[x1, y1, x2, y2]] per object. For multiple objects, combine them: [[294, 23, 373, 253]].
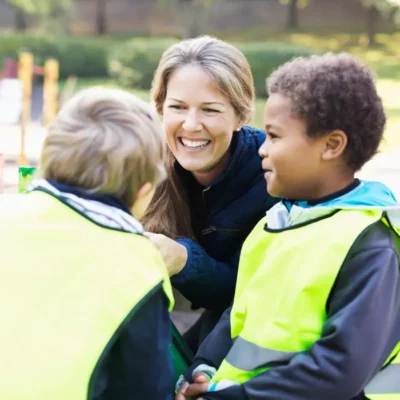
[[267, 132, 279, 139]]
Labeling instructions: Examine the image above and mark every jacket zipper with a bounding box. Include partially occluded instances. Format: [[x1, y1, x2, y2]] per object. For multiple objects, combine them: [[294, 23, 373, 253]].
[[202, 186, 211, 216], [201, 186, 242, 235], [201, 225, 242, 235]]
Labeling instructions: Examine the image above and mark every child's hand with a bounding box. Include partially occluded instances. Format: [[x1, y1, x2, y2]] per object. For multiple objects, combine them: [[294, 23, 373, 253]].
[[175, 365, 215, 400], [182, 380, 209, 398], [175, 374, 209, 400], [175, 381, 190, 400], [178, 379, 241, 399]]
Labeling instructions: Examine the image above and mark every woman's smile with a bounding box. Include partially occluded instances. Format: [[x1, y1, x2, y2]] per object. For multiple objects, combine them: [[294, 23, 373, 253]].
[[179, 137, 212, 152]]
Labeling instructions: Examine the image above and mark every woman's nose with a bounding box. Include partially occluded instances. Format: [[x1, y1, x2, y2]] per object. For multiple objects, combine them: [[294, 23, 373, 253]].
[[182, 110, 202, 132]]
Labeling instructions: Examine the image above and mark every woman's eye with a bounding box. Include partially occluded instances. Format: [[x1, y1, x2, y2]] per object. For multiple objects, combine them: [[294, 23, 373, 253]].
[[169, 105, 184, 110], [204, 108, 219, 113]]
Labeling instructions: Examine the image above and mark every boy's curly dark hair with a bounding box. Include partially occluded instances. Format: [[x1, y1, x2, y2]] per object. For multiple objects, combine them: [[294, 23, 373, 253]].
[[267, 53, 386, 171]]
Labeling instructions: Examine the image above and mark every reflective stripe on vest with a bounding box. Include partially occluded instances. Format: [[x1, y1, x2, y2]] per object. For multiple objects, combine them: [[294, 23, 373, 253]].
[[0, 191, 174, 400], [366, 350, 400, 399], [225, 336, 296, 370], [212, 209, 400, 396]]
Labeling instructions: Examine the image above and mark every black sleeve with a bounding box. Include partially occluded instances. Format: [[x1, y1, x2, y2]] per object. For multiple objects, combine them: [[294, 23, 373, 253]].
[[202, 222, 400, 400], [94, 288, 174, 400], [184, 307, 233, 382]]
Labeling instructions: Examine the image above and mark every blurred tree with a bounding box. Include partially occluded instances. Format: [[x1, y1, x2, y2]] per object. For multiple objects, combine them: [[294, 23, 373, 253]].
[[15, 9, 27, 31], [5, 0, 73, 33], [159, 0, 218, 38], [95, 0, 107, 35], [279, 0, 309, 30], [360, 0, 400, 46], [6, 0, 72, 15]]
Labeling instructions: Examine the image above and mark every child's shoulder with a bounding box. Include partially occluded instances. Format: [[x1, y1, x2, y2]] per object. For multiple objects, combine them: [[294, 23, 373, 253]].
[[351, 215, 399, 255]]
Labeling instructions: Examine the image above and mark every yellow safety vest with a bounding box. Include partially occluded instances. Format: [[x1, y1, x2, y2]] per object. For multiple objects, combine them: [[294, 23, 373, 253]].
[[212, 209, 400, 398], [0, 190, 174, 400]]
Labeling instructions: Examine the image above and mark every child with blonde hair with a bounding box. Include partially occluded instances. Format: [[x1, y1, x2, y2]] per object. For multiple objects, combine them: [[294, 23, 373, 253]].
[[0, 88, 175, 400]]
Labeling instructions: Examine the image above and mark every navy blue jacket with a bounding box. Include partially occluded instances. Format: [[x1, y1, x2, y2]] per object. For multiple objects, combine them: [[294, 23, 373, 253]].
[[50, 182, 174, 400], [171, 126, 278, 311]]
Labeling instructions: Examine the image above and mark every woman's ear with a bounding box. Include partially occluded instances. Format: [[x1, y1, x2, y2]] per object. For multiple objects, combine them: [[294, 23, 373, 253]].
[[322, 130, 348, 161], [235, 117, 245, 132]]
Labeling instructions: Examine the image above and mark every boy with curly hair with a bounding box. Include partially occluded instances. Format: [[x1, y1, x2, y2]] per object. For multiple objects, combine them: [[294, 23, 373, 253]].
[[177, 53, 400, 400]]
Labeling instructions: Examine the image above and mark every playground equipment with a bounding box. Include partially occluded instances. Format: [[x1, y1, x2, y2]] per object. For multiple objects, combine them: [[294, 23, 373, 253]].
[[0, 154, 3, 192], [18, 52, 59, 166], [0, 51, 59, 166]]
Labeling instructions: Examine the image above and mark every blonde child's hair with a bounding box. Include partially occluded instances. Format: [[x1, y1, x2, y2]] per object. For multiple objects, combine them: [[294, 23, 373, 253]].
[[41, 87, 166, 207]]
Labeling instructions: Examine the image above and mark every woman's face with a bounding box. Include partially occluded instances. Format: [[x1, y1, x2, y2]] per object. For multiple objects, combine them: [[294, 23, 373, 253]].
[[162, 64, 241, 186]]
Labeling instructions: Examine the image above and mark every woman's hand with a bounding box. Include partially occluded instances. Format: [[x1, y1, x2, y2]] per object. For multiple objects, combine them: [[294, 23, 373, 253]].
[[144, 232, 188, 276]]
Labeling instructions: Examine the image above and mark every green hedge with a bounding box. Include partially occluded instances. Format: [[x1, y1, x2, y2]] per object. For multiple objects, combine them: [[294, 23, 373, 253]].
[[108, 38, 316, 97], [108, 38, 178, 89], [238, 42, 317, 97], [0, 34, 110, 79]]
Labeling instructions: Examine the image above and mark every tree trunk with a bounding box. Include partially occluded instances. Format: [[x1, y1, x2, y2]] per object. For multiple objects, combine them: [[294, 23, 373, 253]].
[[15, 9, 27, 32], [286, 0, 298, 30], [96, 0, 107, 35], [366, 5, 379, 48], [181, 1, 210, 39]]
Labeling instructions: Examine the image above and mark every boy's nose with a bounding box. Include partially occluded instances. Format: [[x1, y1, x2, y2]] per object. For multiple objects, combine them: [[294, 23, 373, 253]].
[[259, 140, 268, 158]]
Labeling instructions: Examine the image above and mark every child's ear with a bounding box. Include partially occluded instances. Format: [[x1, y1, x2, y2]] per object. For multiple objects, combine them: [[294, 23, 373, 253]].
[[135, 182, 153, 200], [322, 130, 348, 161], [131, 182, 154, 219]]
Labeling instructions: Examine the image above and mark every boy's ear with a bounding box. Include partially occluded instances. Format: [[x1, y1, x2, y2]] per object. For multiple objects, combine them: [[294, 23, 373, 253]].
[[135, 182, 153, 201], [131, 182, 154, 219], [321, 130, 348, 161]]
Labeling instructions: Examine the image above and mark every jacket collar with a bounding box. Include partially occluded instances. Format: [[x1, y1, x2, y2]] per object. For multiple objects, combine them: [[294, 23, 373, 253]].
[[48, 180, 132, 214], [267, 180, 399, 230], [28, 179, 144, 234]]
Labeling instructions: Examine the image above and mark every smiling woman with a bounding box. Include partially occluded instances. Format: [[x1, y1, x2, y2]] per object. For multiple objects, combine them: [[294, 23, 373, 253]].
[[142, 36, 278, 352], [163, 64, 240, 186]]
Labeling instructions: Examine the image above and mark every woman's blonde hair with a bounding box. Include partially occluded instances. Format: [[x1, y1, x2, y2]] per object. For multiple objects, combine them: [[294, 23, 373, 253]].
[[142, 36, 255, 239], [41, 87, 166, 207]]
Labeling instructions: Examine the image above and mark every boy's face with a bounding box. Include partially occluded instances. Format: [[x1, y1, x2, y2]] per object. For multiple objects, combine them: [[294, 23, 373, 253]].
[[260, 94, 327, 200]]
